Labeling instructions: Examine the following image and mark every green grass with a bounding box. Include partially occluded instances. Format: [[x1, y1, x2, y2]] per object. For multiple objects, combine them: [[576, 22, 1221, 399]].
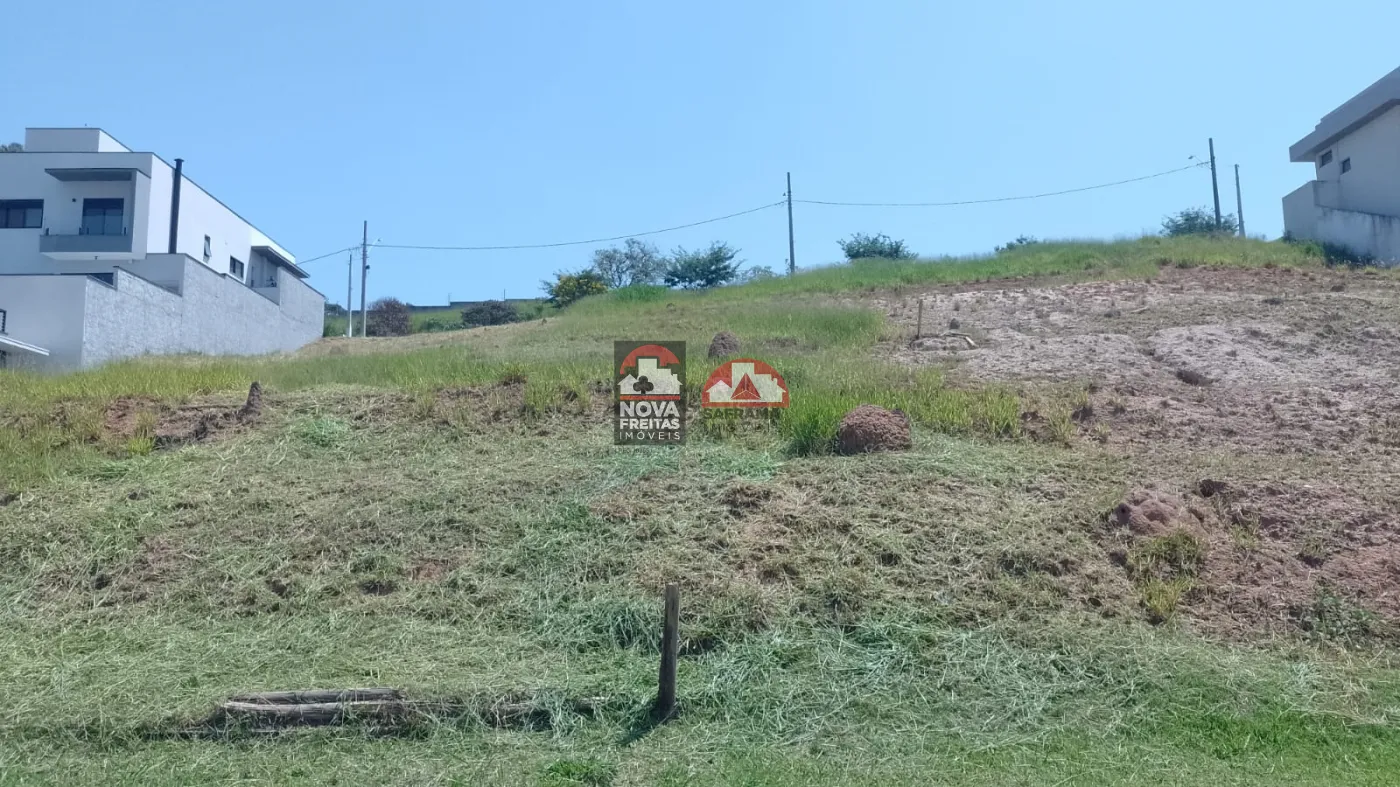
[[1, 407, 1398, 784], [6, 236, 1391, 784]]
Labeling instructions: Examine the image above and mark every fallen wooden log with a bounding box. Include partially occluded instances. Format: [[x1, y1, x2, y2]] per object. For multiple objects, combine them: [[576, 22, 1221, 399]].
[[207, 690, 611, 730], [226, 688, 402, 705], [218, 700, 410, 725]]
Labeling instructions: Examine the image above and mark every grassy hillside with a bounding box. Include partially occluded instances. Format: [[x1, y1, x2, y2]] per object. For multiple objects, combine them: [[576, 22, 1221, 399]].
[[4, 237, 1398, 785]]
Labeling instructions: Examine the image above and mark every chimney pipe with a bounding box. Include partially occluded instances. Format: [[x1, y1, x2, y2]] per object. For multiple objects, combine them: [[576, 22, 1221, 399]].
[[167, 158, 183, 254]]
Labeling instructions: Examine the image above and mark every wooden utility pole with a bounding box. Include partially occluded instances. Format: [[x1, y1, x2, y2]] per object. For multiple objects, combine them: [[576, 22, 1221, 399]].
[[359, 221, 369, 337], [345, 250, 354, 338], [1234, 164, 1246, 238], [1209, 138, 1222, 229], [786, 172, 796, 276], [653, 583, 680, 722]]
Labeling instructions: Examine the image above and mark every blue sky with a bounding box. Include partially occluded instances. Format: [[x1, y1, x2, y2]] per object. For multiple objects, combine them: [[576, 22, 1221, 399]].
[[5, 1, 1399, 305]]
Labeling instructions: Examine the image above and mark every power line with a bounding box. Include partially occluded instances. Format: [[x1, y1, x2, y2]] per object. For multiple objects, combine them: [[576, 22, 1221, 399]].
[[297, 245, 359, 265], [794, 162, 1208, 208], [293, 161, 1204, 264], [372, 202, 786, 251]]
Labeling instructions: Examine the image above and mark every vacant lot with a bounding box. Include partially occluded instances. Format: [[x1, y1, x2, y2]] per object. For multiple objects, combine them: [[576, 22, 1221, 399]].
[[3, 239, 1399, 785]]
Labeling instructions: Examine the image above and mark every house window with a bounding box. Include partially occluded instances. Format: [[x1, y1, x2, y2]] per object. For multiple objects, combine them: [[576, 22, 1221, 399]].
[[81, 198, 124, 235], [203, 235, 212, 263], [0, 199, 43, 229], [1341, 157, 1352, 173], [229, 257, 245, 279], [1319, 150, 1333, 167]]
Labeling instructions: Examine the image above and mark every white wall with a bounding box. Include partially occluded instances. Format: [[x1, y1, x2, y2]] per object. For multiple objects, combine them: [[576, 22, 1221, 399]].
[[0, 276, 90, 368], [144, 159, 173, 254], [23, 129, 131, 153], [1313, 206, 1400, 263], [1310, 105, 1400, 217], [1282, 183, 1317, 240]]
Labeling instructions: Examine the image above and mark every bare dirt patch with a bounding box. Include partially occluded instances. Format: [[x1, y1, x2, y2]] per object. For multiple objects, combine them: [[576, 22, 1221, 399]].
[[104, 382, 266, 448], [881, 265, 1400, 639], [1096, 478, 1400, 639]]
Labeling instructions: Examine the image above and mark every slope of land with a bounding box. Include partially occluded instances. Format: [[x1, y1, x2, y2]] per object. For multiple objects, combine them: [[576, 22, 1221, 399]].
[[3, 238, 1400, 786]]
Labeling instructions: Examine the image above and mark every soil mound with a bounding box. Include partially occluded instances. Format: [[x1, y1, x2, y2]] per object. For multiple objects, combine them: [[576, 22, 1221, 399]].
[[836, 405, 912, 455], [1109, 486, 1207, 539], [708, 331, 742, 358]]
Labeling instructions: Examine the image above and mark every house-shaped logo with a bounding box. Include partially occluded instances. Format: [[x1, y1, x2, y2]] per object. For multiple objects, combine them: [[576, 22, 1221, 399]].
[[701, 359, 789, 408], [614, 341, 686, 445]]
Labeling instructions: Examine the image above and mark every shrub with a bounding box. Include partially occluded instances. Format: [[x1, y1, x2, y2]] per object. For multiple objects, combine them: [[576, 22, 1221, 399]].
[[543, 270, 608, 308], [995, 235, 1040, 253], [366, 297, 411, 336], [461, 301, 518, 327], [838, 233, 915, 261], [1162, 207, 1238, 237], [664, 242, 742, 290], [741, 265, 779, 283], [416, 316, 460, 333]]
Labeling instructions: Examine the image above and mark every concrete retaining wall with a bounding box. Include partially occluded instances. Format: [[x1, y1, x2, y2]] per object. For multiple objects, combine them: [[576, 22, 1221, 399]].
[[0, 255, 324, 371]]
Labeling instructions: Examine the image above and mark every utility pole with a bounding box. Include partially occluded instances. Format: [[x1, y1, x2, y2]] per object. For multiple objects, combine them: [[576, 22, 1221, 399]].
[[359, 221, 369, 337], [785, 172, 796, 276], [1209, 138, 1222, 229], [1234, 164, 1246, 238], [345, 250, 354, 338]]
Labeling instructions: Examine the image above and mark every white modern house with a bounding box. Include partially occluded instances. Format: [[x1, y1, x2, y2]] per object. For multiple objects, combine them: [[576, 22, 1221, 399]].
[[0, 127, 324, 370], [1283, 66, 1400, 262]]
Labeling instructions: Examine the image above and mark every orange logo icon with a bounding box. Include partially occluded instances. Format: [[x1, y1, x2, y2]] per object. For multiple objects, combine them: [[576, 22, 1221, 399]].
[[701, 359, 789, 408]]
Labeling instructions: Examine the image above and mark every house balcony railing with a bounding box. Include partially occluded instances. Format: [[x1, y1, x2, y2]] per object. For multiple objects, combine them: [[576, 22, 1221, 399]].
[[39, 227, 134, 255]]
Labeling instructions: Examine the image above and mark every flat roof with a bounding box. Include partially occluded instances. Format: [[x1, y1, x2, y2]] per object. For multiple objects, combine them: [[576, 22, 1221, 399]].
[[253, 245, 309, 279], [1290, 66, 1400, 162]]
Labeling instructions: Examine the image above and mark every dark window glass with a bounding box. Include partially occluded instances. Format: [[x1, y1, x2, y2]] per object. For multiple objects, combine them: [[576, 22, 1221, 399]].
[[1320, 150, 1333, 167], [0, 199, 43, 229], [1341, 158, 1352, 173], [203, 235, 212, 262], [229, 257, 245, 278], [81, 198, 124, 235]]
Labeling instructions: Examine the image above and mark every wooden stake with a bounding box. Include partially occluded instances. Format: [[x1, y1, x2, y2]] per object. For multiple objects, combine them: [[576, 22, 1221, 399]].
[[654, 583, 680, 721], [916, 299, 924, 340]]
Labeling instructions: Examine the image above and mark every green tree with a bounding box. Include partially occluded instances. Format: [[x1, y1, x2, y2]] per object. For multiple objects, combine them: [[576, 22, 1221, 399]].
[[590, 238, 665, 288], [1162, 207, 1238, 237], [366, 297, 412, 336], [838, 233, 915, 261], [542, 270, 608, 307], [664, 242, 742, 290], [0, 143, 22, 153]]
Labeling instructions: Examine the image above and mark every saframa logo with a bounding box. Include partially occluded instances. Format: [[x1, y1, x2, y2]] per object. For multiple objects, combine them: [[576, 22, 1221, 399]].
[[701, 358, 789, 408], [615, 341, 686, 445]]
